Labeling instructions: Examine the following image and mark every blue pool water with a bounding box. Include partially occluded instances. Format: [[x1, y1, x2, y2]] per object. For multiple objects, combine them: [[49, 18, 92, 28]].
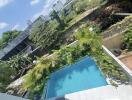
[[46, 57, 107, 99]]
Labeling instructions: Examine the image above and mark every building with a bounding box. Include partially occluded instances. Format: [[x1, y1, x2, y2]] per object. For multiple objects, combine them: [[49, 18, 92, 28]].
[[53, 0, 64, 12], [52, 0, 76, 17], [65, 0, 73, 5], [61, 0, 76, 16], [0, 15, 48, 60]]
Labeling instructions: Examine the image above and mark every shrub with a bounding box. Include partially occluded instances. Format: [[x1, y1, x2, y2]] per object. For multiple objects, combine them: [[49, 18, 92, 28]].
[[123, 28, 132, 51], [0, 61, 17, 92], [0, 54, 32, 92]]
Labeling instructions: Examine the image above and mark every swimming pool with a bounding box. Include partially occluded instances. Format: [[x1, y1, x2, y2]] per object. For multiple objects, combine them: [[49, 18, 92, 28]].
[[44, 57, 107, 99]]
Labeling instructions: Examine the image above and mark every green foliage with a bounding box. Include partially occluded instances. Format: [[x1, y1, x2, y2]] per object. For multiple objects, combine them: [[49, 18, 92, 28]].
[[75, 27, 128, 83], [29, 20, 59, 49], [59, 0, 103, 25], [23, 58, 51, 92], [89, 24, 102, 33], [0, 61, 17, 92], [123, 28, 132, 50], [0, 30, 21, 49], [22, 45, 82, 95], [65, 11, 77, 23], [73, 0, 87, 14], [96, 53, 128, 82], [29, 0, 103, 51], [23, 27, 128, 98], [73, 0, 102, 14], [50, 10, 65, 27], [75, 27, 102, 53], [8, 54, 32, 71], [0, 54, 32, 92], [50, 20, 60, 30]]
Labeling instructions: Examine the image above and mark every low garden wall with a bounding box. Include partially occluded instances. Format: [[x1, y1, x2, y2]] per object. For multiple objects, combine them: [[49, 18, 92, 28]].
[[103, 32, 123, 50]]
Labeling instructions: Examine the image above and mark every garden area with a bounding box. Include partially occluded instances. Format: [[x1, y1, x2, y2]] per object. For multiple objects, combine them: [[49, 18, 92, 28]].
[[60, 0, 103, 25], [0, 0, 105, 95], [22, 26, 129, 99]]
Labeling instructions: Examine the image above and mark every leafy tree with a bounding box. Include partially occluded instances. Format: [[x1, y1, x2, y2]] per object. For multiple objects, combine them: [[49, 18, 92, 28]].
[[50, 10, 65, 27], [8, 54, 32, 71], [29, 20, 58, 49], [0, 30, 21, 49], [50, 20, 60, 30], [65, 11, 77, 23], [75, 27, 103, 53]]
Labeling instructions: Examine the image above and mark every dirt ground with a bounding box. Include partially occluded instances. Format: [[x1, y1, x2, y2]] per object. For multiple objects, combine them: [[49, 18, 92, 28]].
[[120, 55, 132, 71]]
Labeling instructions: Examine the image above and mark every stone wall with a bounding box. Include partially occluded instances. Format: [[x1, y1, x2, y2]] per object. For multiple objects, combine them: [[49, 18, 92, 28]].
[[103, 32, 123, 50]]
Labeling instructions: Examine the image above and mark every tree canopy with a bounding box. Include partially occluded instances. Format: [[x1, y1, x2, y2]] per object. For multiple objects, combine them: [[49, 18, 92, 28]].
[[29, 20, 60, 50], [50, 10, 65, 27], [0, 30, 21, 50]]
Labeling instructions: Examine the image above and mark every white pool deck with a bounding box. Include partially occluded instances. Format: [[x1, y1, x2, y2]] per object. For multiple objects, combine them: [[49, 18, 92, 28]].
[[48, 85, 132, 100]]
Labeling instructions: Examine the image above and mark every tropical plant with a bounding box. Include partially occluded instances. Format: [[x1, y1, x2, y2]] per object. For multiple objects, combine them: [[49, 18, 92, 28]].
[[96, 53, 128, 82], [8, 54, 32, 71], [123, 28, 132, 50], [75, 27, 103, 54], [0, 54, 32, 92]]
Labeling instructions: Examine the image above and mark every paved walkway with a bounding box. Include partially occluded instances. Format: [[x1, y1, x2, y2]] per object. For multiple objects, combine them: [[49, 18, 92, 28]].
[[48, 85, 132, 100]]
